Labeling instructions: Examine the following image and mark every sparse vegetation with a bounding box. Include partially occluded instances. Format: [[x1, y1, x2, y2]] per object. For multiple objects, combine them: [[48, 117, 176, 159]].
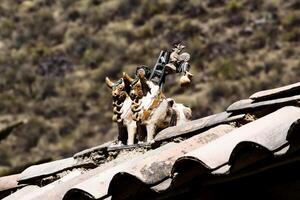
[[226, 0, 243, 13]]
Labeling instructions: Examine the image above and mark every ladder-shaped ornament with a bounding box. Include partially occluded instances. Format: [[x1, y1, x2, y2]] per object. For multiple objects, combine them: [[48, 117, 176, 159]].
[[149, 50, 170, 89]]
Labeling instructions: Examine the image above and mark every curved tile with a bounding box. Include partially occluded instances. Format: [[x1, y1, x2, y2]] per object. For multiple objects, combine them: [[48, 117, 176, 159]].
[[21, 150, 145, 200], [171, 156, 209, 175], [226, 99, 254, 112], [211, 165, 230, 174], [63, 125, 234, 199], [0, 174, 24, 199], [274, 145, 290, 156], [19, 157, 96, 184], [3, 185, 40, 200], [63, 189, 95, 200], [226, 95, 300, 112], [73, 141, 112, 159], [154, 112, 237, 142], [174, 106, 300, 170], [228, 141, 273, 173], [19, 158, 76, 183], [250, 82, 300, 101], [0, 174, 20, 192], [150, 178, 172, 192], [20, 170, 82, 200], [108, 172, 157, 200], [170, 156, 210, 190], [108, 174, 174, 199], [204, 151, 300, 187], [286, 119, 300, 153], [4, 108, 299, 199]]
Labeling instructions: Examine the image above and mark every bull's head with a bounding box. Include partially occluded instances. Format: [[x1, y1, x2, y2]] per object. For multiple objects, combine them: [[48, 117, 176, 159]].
[[105, 73, 134, 101], [106, 73, 134, 123]]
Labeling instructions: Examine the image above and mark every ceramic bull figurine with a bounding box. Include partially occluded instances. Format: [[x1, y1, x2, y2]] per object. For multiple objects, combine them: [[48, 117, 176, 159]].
[[165, 44, 194, 87], [105, 73, 138, 145], [130, 68, 192, 143]]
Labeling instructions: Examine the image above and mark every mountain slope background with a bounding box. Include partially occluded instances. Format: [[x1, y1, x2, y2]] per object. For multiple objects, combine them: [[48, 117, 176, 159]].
[[0, 0, 299, 174]]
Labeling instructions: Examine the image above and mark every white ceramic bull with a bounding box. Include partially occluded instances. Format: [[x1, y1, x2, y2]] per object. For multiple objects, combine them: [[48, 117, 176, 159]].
[[105, 73, 137, 145], [130, 69, 192, 143]]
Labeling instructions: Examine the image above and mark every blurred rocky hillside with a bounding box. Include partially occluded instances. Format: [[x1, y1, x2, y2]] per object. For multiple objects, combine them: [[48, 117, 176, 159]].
[[0, 0, 300, 175]]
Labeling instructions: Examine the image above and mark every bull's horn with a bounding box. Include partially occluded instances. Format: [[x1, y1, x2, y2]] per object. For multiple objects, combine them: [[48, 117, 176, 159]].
[[105, 77, 113, 89], [140, 76, 150, 95], [122, 72, 134, 83]]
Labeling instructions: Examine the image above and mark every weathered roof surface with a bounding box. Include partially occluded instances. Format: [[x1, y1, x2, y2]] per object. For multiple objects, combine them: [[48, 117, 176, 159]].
[[1, 82, 300, 200], [19, 157, 95, 184], [10, 151, 146, 200], [250, 82, 300, 101], [227, 94, 300, 112], [4, 186, 40, 200], [227, 81, 300, 112], [19, 158, 76, 183], [0, 174, 20, 192], [0, 174, 24, 199], [155, 112, 244, 142], [65, 125, 235, 200], [73, 141, 112, 159], [174, 106, 297, 170]]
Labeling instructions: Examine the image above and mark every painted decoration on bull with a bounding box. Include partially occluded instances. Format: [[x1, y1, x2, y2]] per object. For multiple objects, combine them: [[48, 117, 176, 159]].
[[105, 44, 193, 145]]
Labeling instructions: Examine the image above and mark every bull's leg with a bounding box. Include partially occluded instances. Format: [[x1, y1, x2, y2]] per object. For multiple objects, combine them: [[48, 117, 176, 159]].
[[117, 123, 127, 145], [146, 124, 156, 143], [127, 122, 137, 145]]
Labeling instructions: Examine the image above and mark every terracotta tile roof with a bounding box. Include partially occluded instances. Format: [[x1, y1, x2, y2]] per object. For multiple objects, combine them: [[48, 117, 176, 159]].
[[0, 174, 23, 199], [249, 82, 300, 100], [0, 174, 20, 192], [1, 82, 300, 200]]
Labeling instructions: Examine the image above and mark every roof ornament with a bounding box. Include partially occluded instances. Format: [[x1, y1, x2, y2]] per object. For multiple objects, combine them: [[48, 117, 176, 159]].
[[149, 43, 193, 89], [166, 43, 193, 87], [106, 44, 193, 146]]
